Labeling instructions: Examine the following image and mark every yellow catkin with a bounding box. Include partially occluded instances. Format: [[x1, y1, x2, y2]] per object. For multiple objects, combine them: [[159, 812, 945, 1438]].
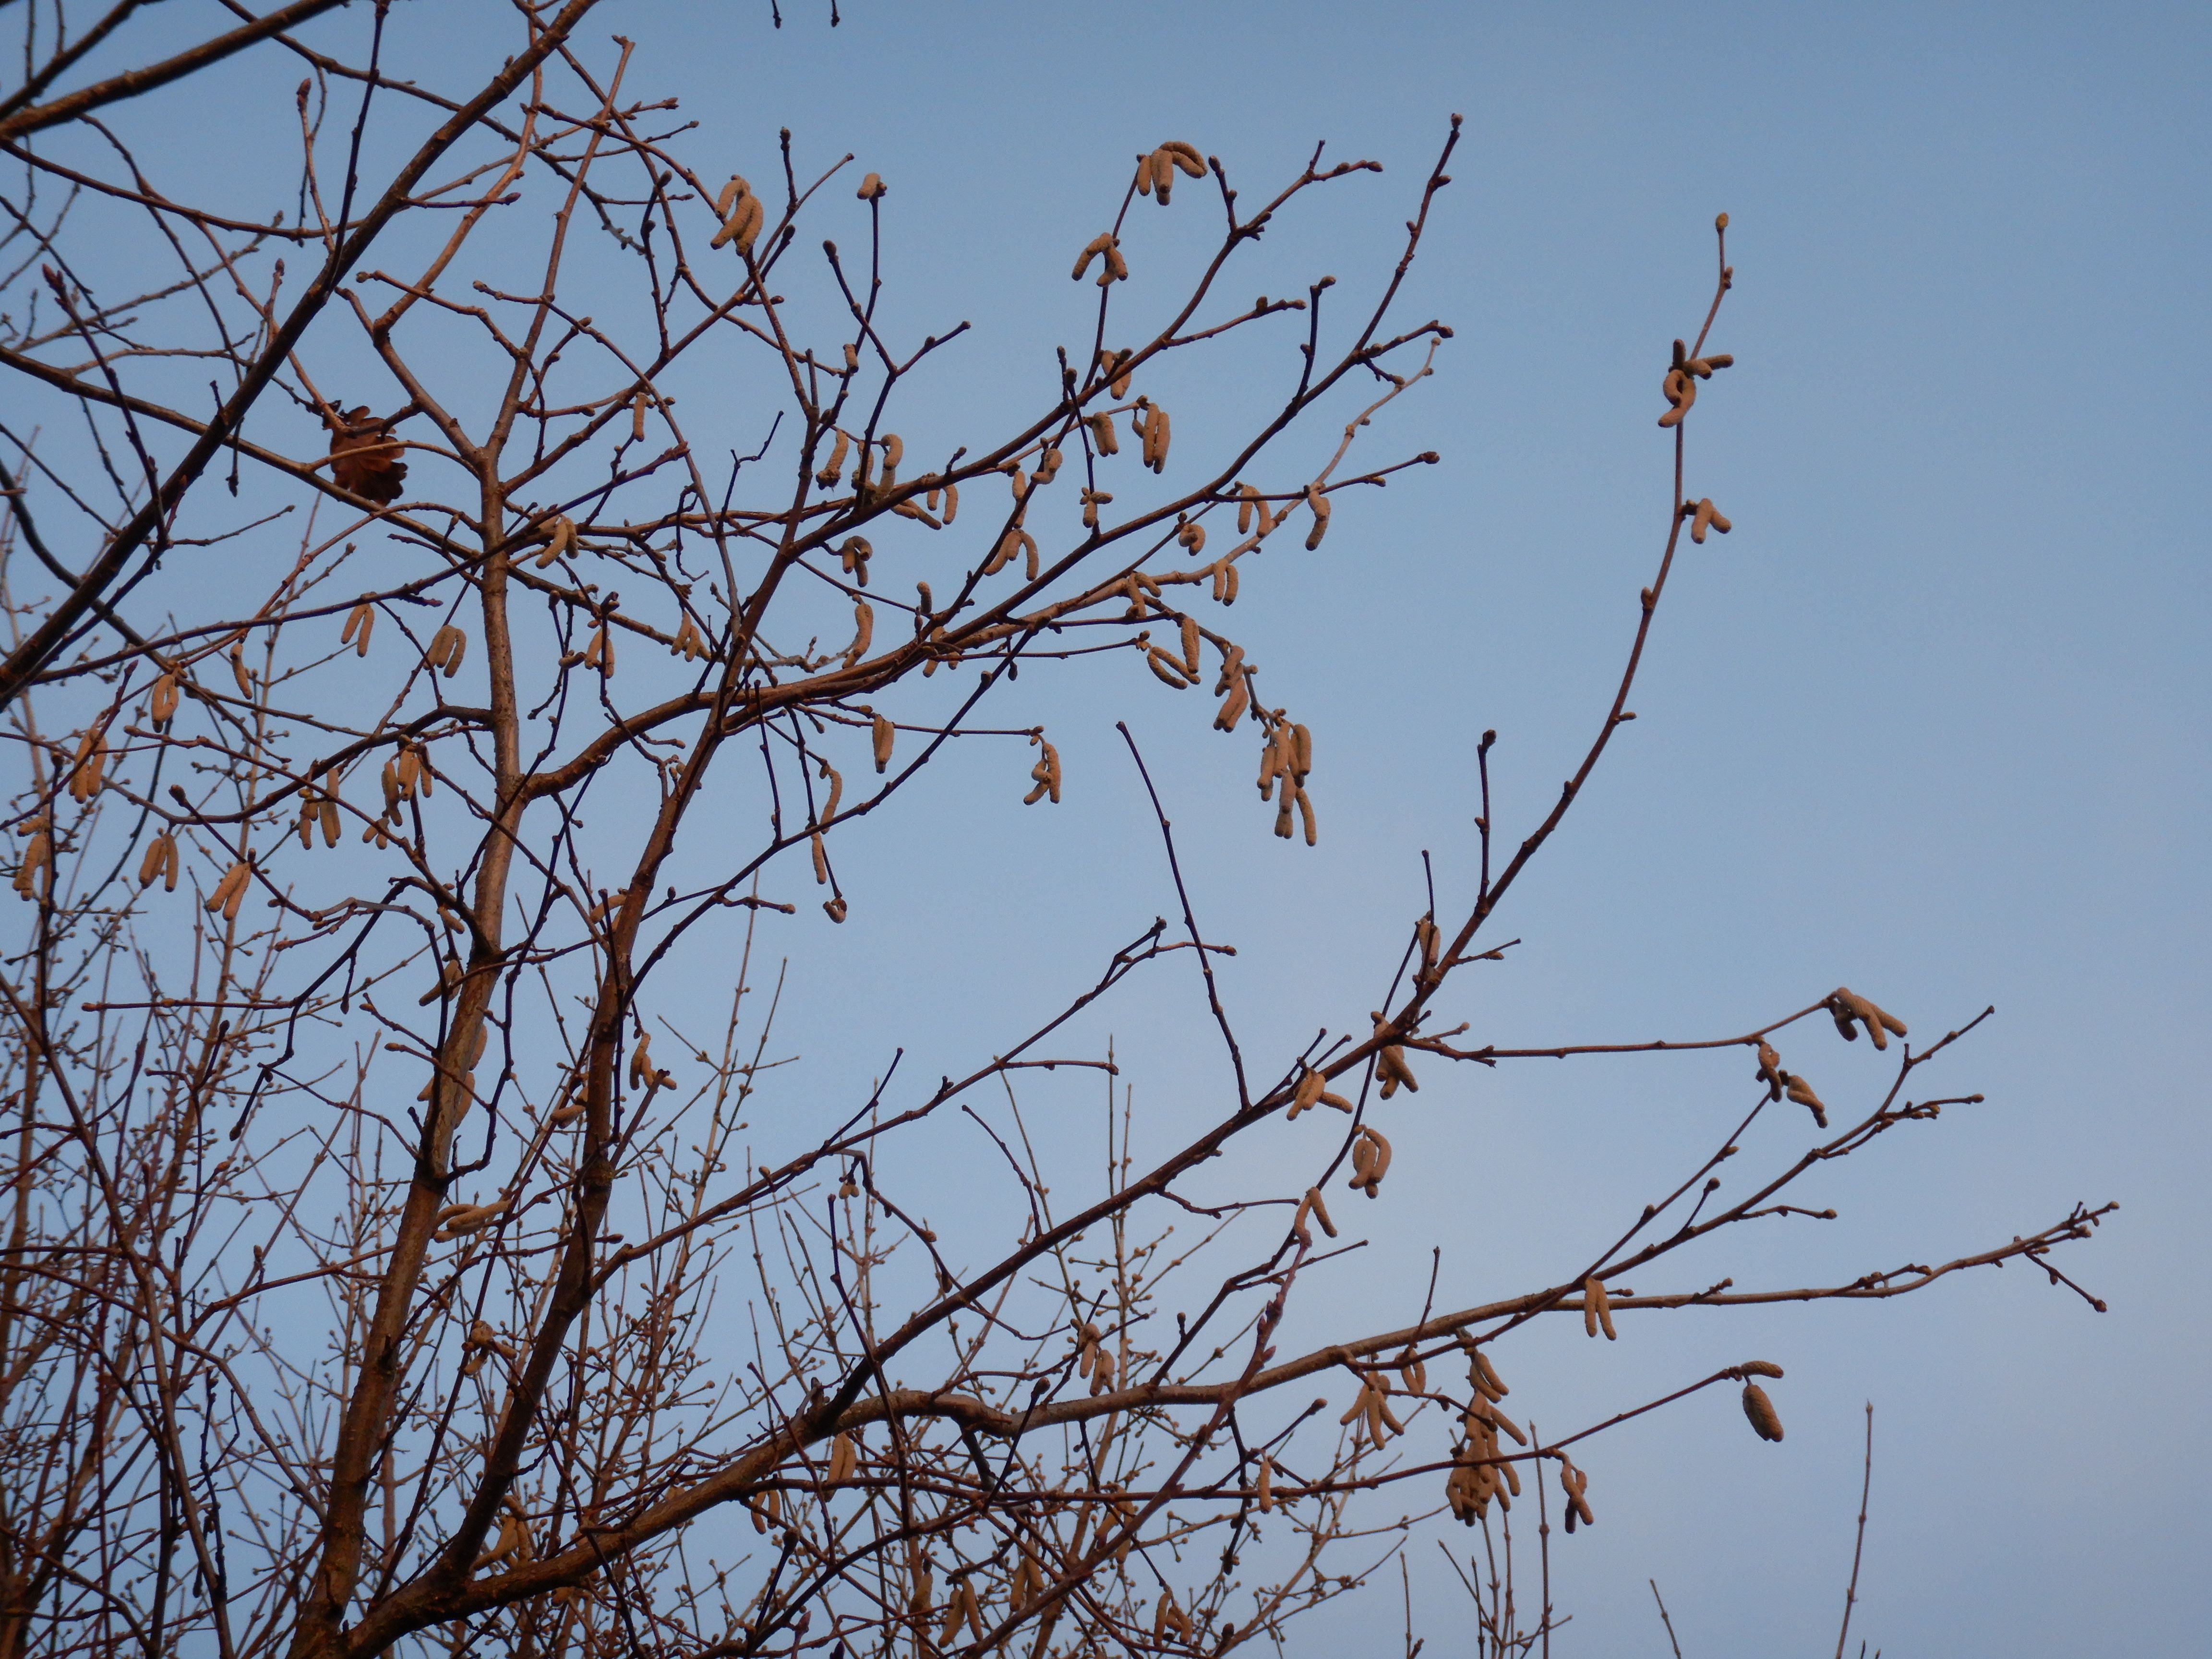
[[1304, 485, 1332, 550], [714, 175, 746, 216], [137, 835, 167, 888], [1256, 1454, 1274, 1512], [1177, 520, 1206, 555], [811, 832, 828, 885], [1147, 405, 1170, 472], [1742, 1382, 1785, 1442], [206, 859, 250, 921], [1305, 1186, 1336, 1237], [1784, 1073, 1827, 1126], [1101, 244, 1128, 285], [1585, 1277, 1616, 1340], [872, 713, 894, 773], [230, 645, 252, 697], [12, 830, 49, 900], [1297, 785, 1317, 847], [843, 601, 874, 668], [1071, 233, 1115, 281], [1023, 735, 1062, 805], [1160, 139, 1206, 177], [536, 515, 575, 569], [816, 430, 849, 487], [827, 1432, 857, 1484], [1109, 351, 1133, 399], [819, 760, 843, 822], [631, 392, 648, 442], [1086, 412, 1119, 455], [1473, 1348, 1508, 1400], [1149, 147, 1176, 203], [712, 192, 763, 253], [341, 601, 375, 656], [1146, 648, 1190, 690], [1289, 1065, 1325, 1119], [150, 673, 179, 727], [857, 171, 884, 201]]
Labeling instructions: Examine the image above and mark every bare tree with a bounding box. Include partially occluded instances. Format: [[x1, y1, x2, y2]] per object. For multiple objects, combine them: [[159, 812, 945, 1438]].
[[0, 9, 2112, 1658]]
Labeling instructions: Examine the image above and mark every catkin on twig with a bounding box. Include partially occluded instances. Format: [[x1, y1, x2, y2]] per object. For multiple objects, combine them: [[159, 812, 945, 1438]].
[[341, 601, 376, 656], [872, 713, 894, 773], [856, 171, 885, 201], [1742, 1382, 1785, 1442], [1583, 1277, 1617, 1340], [1022, 735, 1062, 805], [1304, 484, 1332, 549], [205, 859, 251, 922], [1829, 986, 1908, 1049], [1071, 233, 1116, 282], [816, 430, 850, 487], [842, 601, 874, 669], [536, 514, 576, 569], [1783, 1072, 1828, 1129], [149, 673, 179, 728], [1145, 648, 1191, 690]]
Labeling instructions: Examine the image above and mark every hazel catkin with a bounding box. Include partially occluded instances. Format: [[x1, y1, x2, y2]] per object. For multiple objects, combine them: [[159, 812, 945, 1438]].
[[1742, 1381, 1785, 1442]]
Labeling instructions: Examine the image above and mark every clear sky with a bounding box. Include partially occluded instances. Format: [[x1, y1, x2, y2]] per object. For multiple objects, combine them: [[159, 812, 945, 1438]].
[[35, 2, 2210, 1652]]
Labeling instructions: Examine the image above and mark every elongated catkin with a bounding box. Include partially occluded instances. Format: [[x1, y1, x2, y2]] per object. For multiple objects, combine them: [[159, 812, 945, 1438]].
[[872, 713, 894, 773], [1305, 485, 1332, 550]]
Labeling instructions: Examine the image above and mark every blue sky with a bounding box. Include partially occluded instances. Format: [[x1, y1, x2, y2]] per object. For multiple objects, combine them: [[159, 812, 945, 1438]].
[[31, 1, 2208, 1651]]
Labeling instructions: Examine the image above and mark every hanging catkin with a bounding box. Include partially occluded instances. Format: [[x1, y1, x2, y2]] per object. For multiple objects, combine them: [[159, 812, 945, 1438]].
[[871, 713, 894, 773], [535, 515, 576, 569], [1304, 484, 1332, 549], [816, 430, 850, 487], [65, 730, 106, 802], [1023, 735, 1061, 805], [11, 830, 48, 901], [1742, 1382, 1785, 1442], [1071, 233, 1117, 282], [138, 832, 174, 890], [842, 601, 874, 668], [205, 859, 251, 922], [1145, 648, 1190, 690], [149, 673, 179, 728], [341, 601, 376, 656], [1582, 1277, 1617, 1340]]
